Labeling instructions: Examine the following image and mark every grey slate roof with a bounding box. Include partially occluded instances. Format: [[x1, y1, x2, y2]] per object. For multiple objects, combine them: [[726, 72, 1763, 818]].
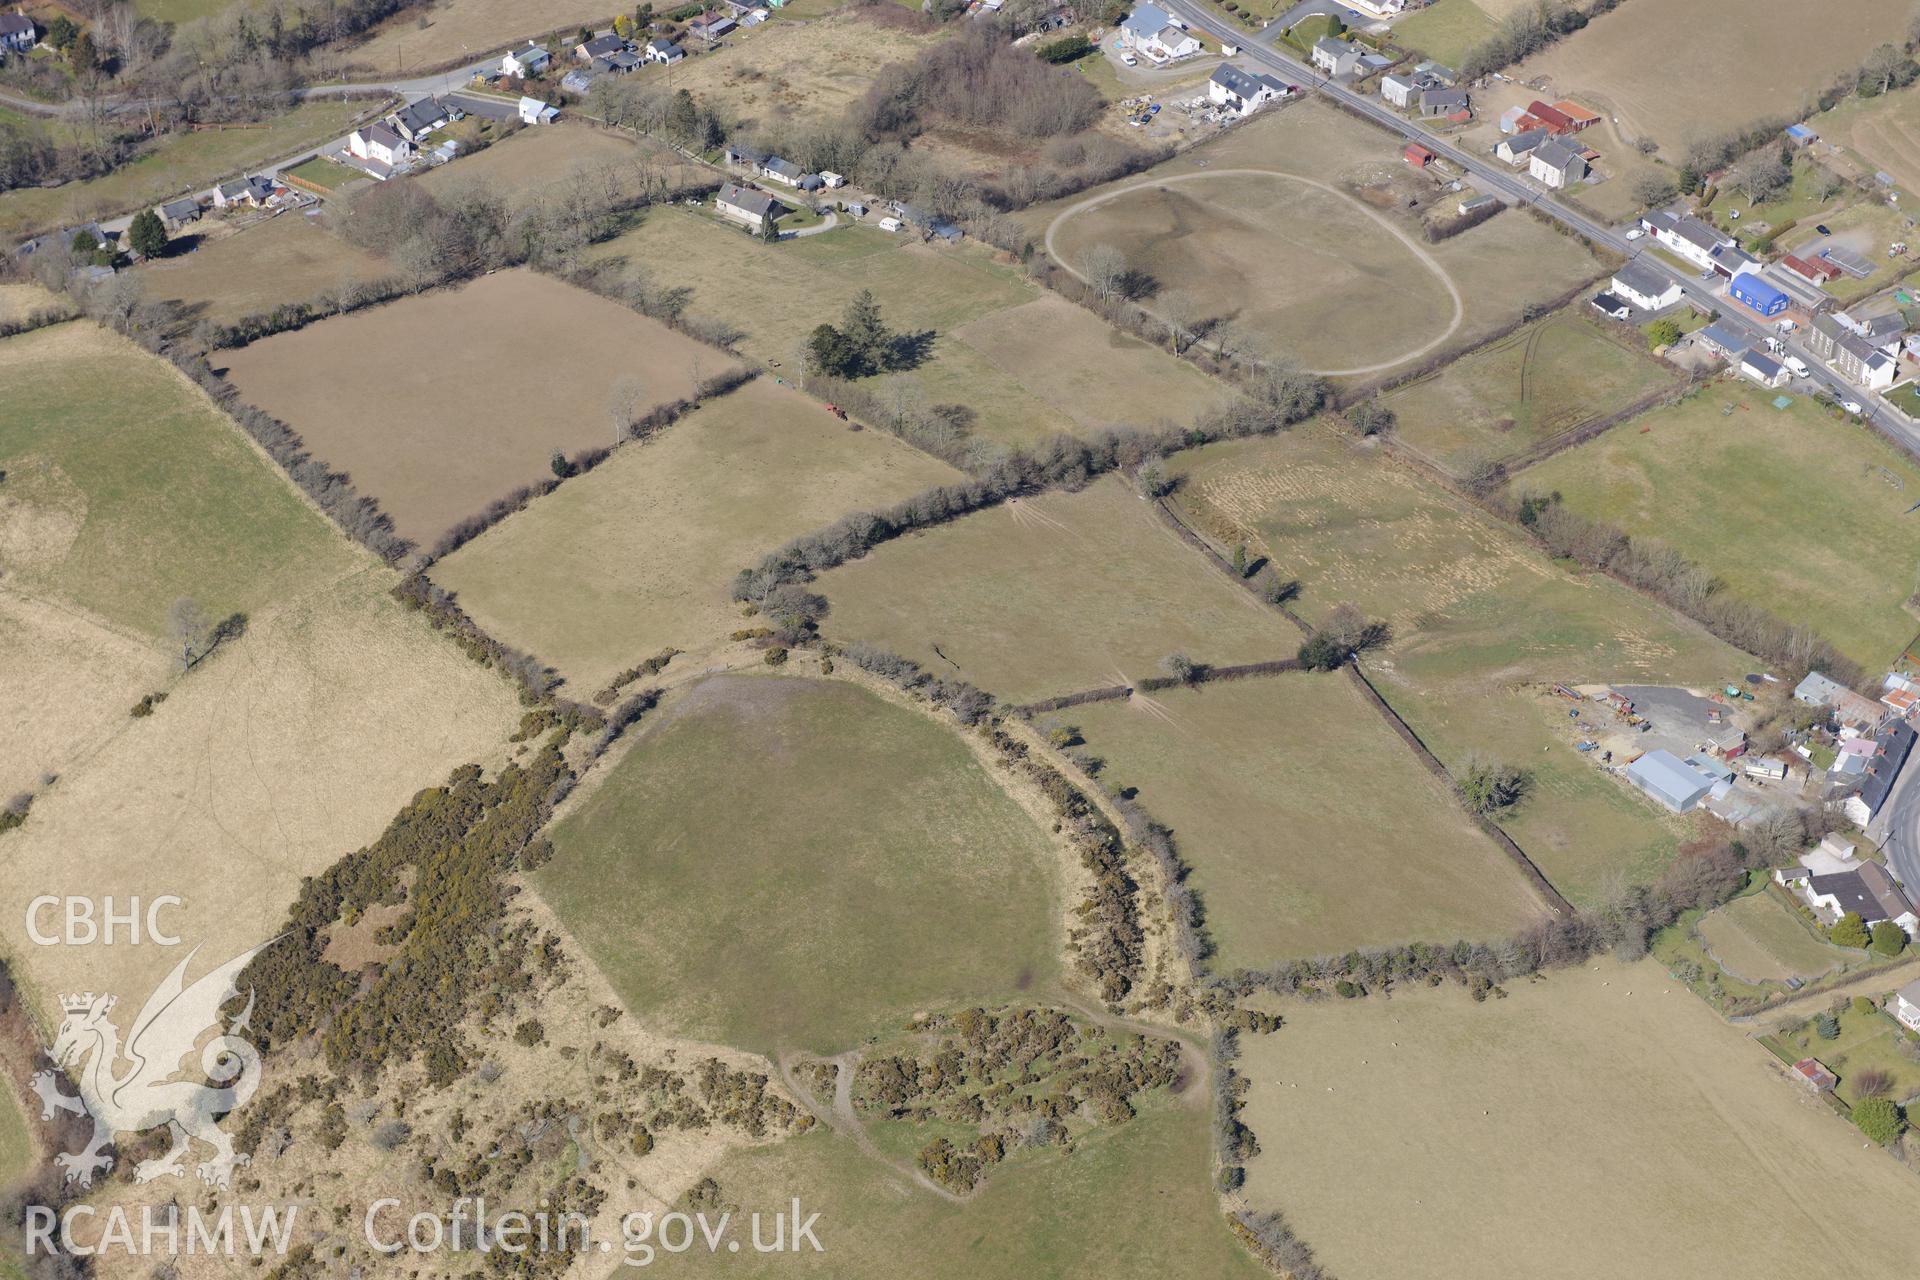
[[718, 182, 779, 219], [1612, 258, 1672, 300]]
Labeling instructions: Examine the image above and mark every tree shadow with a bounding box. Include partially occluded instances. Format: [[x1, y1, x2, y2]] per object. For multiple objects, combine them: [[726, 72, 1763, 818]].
[[886, 327, 936, 372]]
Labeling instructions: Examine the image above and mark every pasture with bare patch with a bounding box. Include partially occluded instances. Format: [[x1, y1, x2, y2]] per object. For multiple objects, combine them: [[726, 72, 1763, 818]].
[[1239, 961, 1920, 1280], [1167, 424, 1746, 905], [1068, 677, 1545, 966], [1515, 0, 1911, 158], [222, 268, 737, 549], [818, 474, 1294, 704], [429, 376, 961, 693]]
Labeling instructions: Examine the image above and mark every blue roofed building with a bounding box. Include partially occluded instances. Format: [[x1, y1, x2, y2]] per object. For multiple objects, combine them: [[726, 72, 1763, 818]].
[[1730, 270, 1789, 317], [1625, 749, 1719, 813]]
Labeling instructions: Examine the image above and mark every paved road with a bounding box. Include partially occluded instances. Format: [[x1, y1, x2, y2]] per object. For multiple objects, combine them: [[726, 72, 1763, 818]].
[[1870, 753, 1920, 893], [1176, 6, 1920, 455]]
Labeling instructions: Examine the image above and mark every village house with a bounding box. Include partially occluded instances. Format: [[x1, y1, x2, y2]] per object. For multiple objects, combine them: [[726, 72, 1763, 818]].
[[1311, 36, 1368, 78], [518, 96, 559, 125], [1419, 87, 1468, 119], [392, 97, 453, 142], [1738, 350, 1787, 388], [761, 156, 805, 186], [1120, 4, 1200, 62], [1495, 128, 1547, 165], [0, 13, 35, 51], [715, 181, 781, 231], [1894, 980, 1920, 1033], [1207, 64, 1290, 116], [1843, 720, 1916, 826], [1833, 332, 1898, 390], [156, 197, 202, 229], [212, 175, 278, 208], [595, 49, 644, 74], [349, 123, 413, 169], [1793, 858, 1919, 933], [1528, 138, 1587, 189], [576, 32, 626, 62], [687, 12, 736, 40], [502, 44, 550, 77], [1380, 72, 1419, 109], [1609, 259, 1681, 311], [1639, 211, 1735, 273], [645, 38, 686, 64]]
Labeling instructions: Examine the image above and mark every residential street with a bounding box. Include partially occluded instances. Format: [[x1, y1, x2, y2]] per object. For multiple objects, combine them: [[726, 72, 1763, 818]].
[[1871, 751, 1920, 894]]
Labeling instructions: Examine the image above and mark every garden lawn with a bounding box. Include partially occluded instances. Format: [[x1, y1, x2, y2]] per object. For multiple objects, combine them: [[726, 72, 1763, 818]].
[[536, 675, 1059, 1056]]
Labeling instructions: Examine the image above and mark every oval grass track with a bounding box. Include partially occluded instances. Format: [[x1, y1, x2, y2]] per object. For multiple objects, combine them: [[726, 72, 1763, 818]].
[[1044, 169, 1464, 377]]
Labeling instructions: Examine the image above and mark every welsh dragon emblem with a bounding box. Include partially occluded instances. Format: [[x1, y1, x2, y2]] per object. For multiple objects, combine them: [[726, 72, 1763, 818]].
[[32, 941, 275, 1189]]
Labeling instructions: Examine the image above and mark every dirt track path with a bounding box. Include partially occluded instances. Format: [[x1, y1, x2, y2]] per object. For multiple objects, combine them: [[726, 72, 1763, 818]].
[[1041, 167, 1466, 377], [773, 1050, 970, 1204]]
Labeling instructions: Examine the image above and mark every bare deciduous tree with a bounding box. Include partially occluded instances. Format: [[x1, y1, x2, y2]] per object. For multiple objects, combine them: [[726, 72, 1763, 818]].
[[1080, 243, 1128, 302]]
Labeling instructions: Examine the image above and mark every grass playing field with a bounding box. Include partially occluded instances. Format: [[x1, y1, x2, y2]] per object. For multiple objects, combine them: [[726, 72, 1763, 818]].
[[1239, 960, 1920, 1280], [0, 321, 346, 641], [0, 102, 371, 241], [1166, 422, 1748, 906], [223, 268, 739, 549], [429, 375, 960, 694], [817, 474, 1295, 705], [1519, 389, 1920, 668], [1695, 889, 1849, 985], [677, 1097, 1265, 1279], [1383, 306, 1683, 474], [1066, 677, 1545, 967], [537, 675, 1060, 1055]]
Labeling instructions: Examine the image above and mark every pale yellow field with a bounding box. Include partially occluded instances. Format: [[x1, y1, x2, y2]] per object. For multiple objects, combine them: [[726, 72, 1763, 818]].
[[1242, 960, 1920, 1280], [0, 570, 521, 1021], [1517, 0, 1913, 157], [343, 0, 615, 76]]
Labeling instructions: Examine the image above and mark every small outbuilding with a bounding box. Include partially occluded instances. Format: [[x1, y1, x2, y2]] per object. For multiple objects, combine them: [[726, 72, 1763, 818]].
[[1403, 143, 1434, 168]]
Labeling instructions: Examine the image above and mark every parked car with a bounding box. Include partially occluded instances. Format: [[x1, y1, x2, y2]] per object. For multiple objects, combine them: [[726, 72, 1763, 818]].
[[1815, 223, 1832, 235], [1843, 400, 1864, 415], [1120, 51, 1137, 66], [1624, 228, 1643, 240]]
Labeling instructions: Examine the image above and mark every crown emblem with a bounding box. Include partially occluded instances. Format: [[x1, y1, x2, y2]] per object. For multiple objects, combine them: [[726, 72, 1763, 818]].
[[59, 992, 110, 1014]]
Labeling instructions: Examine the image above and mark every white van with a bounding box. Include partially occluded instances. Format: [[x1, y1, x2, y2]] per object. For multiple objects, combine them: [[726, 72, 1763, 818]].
[[878, 216, 903, 232]]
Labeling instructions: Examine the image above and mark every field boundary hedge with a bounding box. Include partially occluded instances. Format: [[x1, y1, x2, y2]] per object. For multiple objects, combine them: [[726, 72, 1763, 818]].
[[1013, 658, 1306, 714]]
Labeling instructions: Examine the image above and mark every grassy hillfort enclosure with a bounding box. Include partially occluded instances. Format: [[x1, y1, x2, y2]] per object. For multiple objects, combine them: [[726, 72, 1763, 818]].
[[1514, 0, 1912, 158], [1068, 678, 1545, 966], [818, 474, 1292, 705], [1521, 391, 1920, 668], [430, 375, 959, 692], [1167, 424, 1747, 905], [1240, 962, 1920, 1280], [223, 268, 736, 547], [538, 675, 1059, 1055]]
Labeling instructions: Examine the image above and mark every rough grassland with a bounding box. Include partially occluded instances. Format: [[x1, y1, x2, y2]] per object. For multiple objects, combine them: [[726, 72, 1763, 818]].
[[0, 321, 346, 641], [683, 1099, 1266, 1279], [1167, 424, 1747, 905], [431, 376, 958, 692], [0, 284, 62, 325], [1384, 308, 1682, 472], [538, 676, 1059, 1056], [0, 569, 521, 1021], [1240, 961, 1920, 1280], [1516, 0, 1912, 157], [1070, 679, 1544, 967], [592, 211, 1191, 448], [819, 474, 1295, 704], [1520, 390, 1920, 667], [1032, 100, 1608, 377], [343, 0, 616, 74], [0, 102, 370, 241], [223, 268, 736, 547], [1696, 891, 1848, 985], [139, 213, 395, 326], [1813, 81, 1920, 196]]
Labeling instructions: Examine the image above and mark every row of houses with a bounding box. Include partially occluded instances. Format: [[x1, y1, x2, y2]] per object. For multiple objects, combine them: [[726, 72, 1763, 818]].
[[1793, 670, 1920, 825]]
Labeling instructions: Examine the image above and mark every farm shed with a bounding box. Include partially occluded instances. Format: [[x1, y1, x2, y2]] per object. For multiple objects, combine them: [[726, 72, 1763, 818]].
[[1785, 123, 1817, 146], [1791, 1059, 1837, 1092], [1403, 143, 1434, 168], [1729, 271, 1788, 318], [1624, 749, 1717, 813]]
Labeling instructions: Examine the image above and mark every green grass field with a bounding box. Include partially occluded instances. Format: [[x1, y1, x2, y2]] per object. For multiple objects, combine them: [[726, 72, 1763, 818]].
[[676, 1098, 1264, 1279], [537, 675, 1059, 1055], [589, 211, 1226, 449], [1519, 389, 1920, 668], [1390, 0, 1498, 66], [1383, 308, 1682, 473], [818, 474, 1296, 705], [281, 156, 365, 194], [1766, 1001, 1920, 1107], [430, 376, 959, 694], [0, 102, 369, 241], [1166, 422, 1747, 906], [1068, 677, 1544, 967], [0, 322, 349, 641]]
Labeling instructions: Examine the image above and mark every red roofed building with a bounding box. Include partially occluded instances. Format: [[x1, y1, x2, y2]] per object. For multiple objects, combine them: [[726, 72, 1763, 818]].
[[1783, 253, 1842, 283], [1792, 1059, 1838, 1092], [1527, 100, 1577, 134], [1403, 143, 1434, 168], [1552, 99, 1601, 130]]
